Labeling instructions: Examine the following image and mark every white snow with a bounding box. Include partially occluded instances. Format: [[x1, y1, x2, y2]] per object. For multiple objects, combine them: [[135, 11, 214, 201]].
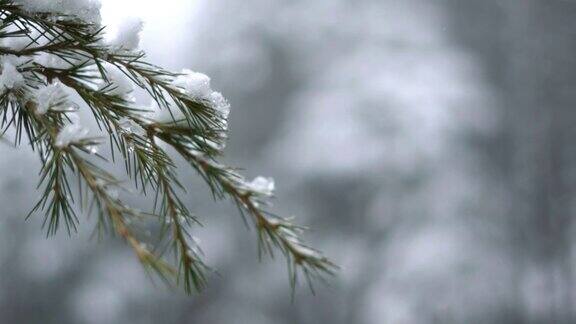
[[33, 53, 75, 70], [55, 122, 90, 148], [290, 243, 321, 259], [101, 64, 135, 101], [173, 70, 212, 99], [7, 0, 229, 153], [171, 70, 230, 122], [16, 0, 102, 24], [245, 176, 275, 196], [149, 70, 230, 134], [105, 17, 143, 51], [35, 83, 66, 115], [209, 91, 231, 120], [0, 25, 33, 51], [148, 102, 186, 124], [118, 117, 145, 137], [0, 56, 24, 91]]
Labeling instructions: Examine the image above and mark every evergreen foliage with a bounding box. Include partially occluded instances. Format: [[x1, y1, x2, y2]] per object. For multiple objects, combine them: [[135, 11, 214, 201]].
[[0, 0, 335, 294]]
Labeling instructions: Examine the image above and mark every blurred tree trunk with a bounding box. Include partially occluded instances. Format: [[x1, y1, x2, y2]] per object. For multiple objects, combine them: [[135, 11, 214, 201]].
[[449, 0, 576, 322]]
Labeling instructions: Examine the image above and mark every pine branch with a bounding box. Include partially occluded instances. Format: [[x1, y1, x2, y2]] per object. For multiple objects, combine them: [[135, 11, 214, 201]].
[[0, 0, 336, 294]]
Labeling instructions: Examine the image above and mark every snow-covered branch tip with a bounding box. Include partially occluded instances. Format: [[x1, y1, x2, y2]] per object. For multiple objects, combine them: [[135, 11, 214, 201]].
[[0, 0, 336, 294]]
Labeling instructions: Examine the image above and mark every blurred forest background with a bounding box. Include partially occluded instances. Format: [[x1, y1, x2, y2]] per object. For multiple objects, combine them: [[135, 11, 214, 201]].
[[1, 0, 575, 323]]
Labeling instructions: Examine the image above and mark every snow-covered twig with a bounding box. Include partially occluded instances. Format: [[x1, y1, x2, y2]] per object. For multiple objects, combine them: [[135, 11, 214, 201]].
[[0, 0, 336, 294]]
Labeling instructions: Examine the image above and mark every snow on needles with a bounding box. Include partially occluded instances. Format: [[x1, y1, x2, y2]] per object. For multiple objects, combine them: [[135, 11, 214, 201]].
[[16, 0, 102, 24], [0, 56, 24, 91], [17, 0, 140, 51], [55, 114, 91, 148], [4, 1, 230, 151], [173, 70, 231, 123], [100, 63, 136, 101], [152, 70, 231, 128], [35, 83, 67, 115], [246, 176, 275, 197]]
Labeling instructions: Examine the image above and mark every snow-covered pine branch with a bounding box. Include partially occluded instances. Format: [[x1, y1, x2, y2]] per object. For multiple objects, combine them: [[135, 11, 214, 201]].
[[0, 0, 335, 294]]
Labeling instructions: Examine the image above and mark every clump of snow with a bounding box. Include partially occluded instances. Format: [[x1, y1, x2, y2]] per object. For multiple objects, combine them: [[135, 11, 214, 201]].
[[289, 242, 321, 259], [279, 228, 322, 259], [160, 69, 231, 125], [245, 176, 275, 196], [118, 117, 145, 137], [149, 70, 230, 132], [148, 103, 186, 124], [55, 114, 90, 148], [0, 25, 33, 51], [35, 83, 66, 115], [101, 64, 135, 101], [34, 53, 76, 70], [173, 70, 212, 99], [105, 17, 143, 51], [209, 91, 231, 121], [0, 56, 25, 91], [16, 0, 102, 24], [55, 123, 89, 148], [5, 1, 230, 156]]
